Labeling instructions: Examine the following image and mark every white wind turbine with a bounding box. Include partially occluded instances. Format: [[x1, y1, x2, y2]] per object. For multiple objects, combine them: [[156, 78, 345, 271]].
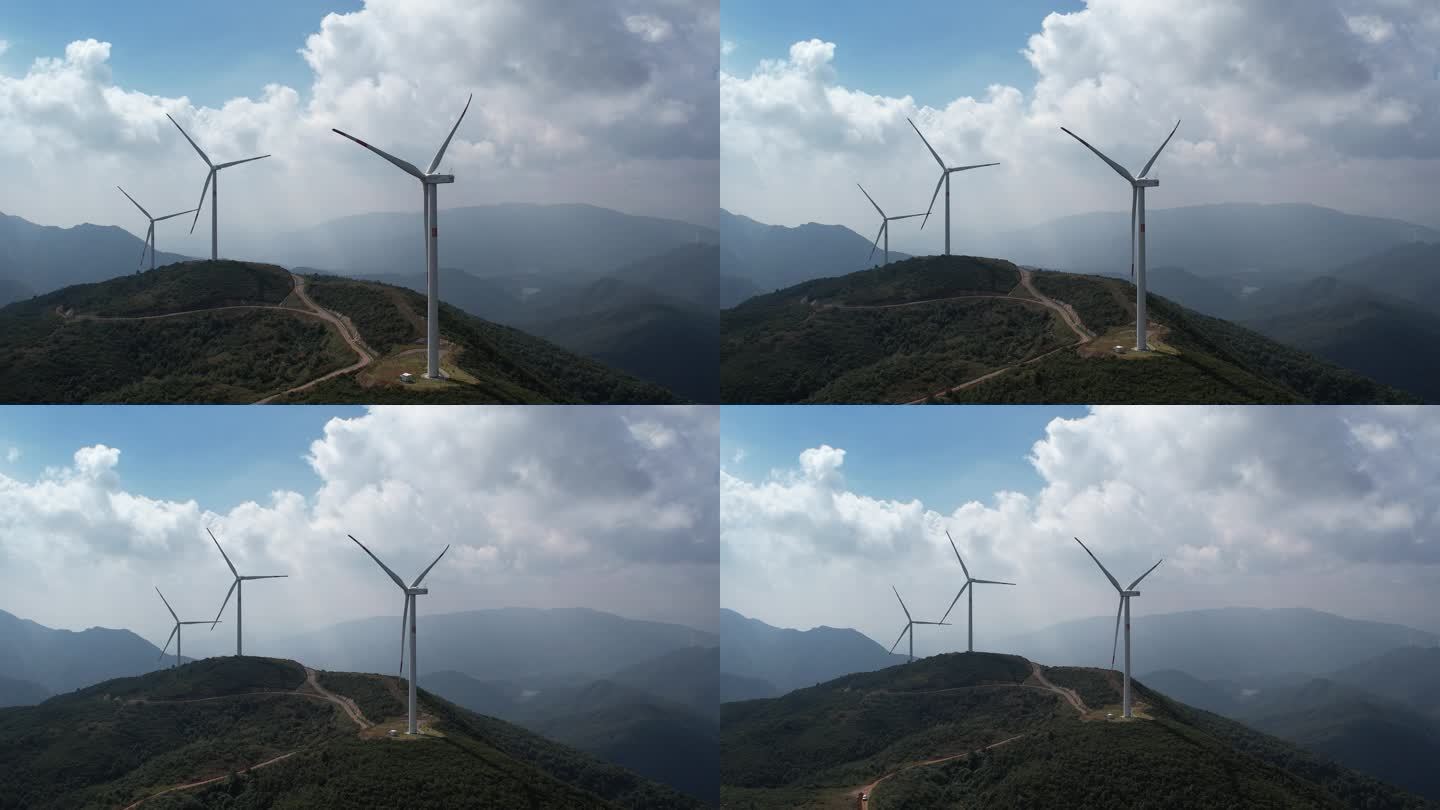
[[207, 528, 287, 657], [938, 531, 1016, 653], [166, 114, 270, 261], [890, 585, 949, 663], [117, 187, 196, 271], [906, 118, 999, 256], [859, 184, 925, 267], [349, 534, 450, 735], [156, 587, 219, 669], [332, 94, 473, 380], [1074, 537, 1163, 719], [1061, 120, 1180, 352]]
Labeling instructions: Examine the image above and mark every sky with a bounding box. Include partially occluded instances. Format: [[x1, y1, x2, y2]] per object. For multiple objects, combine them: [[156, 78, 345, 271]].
[[721, 0, 1440, 253], [0, 405, 720, 655], [721, 406, 1440, 657], [0, 0, 719, 252]]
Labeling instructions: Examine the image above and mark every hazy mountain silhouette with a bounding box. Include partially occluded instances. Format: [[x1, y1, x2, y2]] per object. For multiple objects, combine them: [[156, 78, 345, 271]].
[[0, 211, 190, 295], [719, 208, 912, 294], [0, 608, 175, 694], [719, 608, 905, 695]]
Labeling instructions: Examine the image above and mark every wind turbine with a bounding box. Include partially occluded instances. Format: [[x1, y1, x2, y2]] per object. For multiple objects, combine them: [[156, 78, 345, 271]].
[[166, 114, 270, 261], [116, 187, 196, 271], [889, 585, 949, 663], [938, 531, 1016, 653], [906, 119, 999, 256], [1060, 120, 1180, 352], [332, 94, 473, 380], [349, 534, 450, 735], [858, 183, 925, 267], [156, 587, 219, 669], [207, 528, 287, 657], [1074, 537, 1163, 719]]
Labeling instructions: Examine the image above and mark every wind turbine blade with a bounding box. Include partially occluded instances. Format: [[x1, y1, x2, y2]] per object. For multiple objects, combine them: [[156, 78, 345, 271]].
[[160, 625, 178, 659], [869, 223, 884, 262], [411, 545, 450, 587], [427, 93, 473, 174], [190, 170, 213, 234], [1074, 537, 1123, 592], [348, 535, 408, 590], [399, 596, 409, 679], [1060, 127, 1134, 182], [207, 528, 238, 576], [890, 625, 908, 654], [212, 579, 238, 628], [155, 587, 178, 622], [973, 579, 1016, 585], [117, 186, 151, 218], [1130, 187, 1137, 280], [154, 209, 198, 222], [1127, 559, 1164, 590], [914, 621, 948, 625], [922, 172, 945, 229], [890, 213, 927, 221], [907, 117, 945, 168], [139, 224, 152, 270], [332, 128, 426, 180], [216, 154, 271, 170], [1112, 597, 1123, 669], [939, 582, 969, 625], [856, 183, 885, 218], [1138, 119, 1181, 179], [892, 585, 912, 622], [242, 574, 288, 580], [167, 114, 214, 167], [945, 531, 971, 580], [950, 162, 1001, 172]]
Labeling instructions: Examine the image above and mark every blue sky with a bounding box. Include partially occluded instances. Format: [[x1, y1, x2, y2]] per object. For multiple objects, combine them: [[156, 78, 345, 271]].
[[0, 405, 361, 508], [0, 0, 362, 108], [721, 0, 1084, 108], [721, 405, 1088, 510]]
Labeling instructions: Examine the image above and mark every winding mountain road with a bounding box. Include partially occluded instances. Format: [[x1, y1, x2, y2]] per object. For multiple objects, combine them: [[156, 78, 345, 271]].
[[119, 668, 371, 809], [847, 663, 1090, 807], [56, 271, 377, 404]]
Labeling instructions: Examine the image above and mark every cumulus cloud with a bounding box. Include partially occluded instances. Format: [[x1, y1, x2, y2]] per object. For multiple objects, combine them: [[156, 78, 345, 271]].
[[722, 0, 1440, 238], [0, 0, 718, 237], [0, 406, 718, 642], [721, 406, 1440, 645]]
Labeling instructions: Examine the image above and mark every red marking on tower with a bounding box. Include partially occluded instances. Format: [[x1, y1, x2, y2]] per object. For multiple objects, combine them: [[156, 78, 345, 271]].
[[431, 227, 437, 237], [1140, 224, 1146, 232]]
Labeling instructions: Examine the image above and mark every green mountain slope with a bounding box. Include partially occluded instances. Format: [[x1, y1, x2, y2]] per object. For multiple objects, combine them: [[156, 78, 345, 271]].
[[719, 254, 1417, 404], [0, 657, 699, 810], [720, 652, 1433, 810], [0, 261, 679, 404]]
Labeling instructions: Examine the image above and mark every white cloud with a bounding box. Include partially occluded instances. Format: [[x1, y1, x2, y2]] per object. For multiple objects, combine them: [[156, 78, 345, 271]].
[[0, 406, 718, 643], [0, 0, 718, 238], [722, 406, 1440, 645], [721, 0, 1440, 240], [4, 447, 18, 463], [722, 40, 736, 56]]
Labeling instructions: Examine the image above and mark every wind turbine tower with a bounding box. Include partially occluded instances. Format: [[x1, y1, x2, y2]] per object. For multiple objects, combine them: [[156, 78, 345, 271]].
[[938, 531, 1016, 652], [166, 114, 271, 261], [156, 587, 219, 669], [1073, 537, 1163, 718], [1060, 120, 1180, 352], [858, 184, 925, 266], [348, 534, 450, 735], [116, 187, 196, 271], [332, 94, 473, 380], [207, 528, 287, 657], [906, 118, 999, 256], [889, 585, 949, 663]]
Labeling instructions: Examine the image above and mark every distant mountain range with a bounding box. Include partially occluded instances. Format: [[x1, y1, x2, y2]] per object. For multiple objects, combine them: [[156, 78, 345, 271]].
[[720, 208, 911, 297], [371, 243, 720, 401], [719, 608, 904, 696], [1143, 644, 1440, 800], [252, 203, 716, 281], [425, 646, 719, 802], [0, 211, 189, 296], [0, 607, 174, 695]]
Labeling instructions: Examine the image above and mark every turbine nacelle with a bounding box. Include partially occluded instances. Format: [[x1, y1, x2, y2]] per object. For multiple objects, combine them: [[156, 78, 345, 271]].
[[1134, 178, 1159, 188], [423, 175, 456, 185], [406, 587, 430, 596]]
